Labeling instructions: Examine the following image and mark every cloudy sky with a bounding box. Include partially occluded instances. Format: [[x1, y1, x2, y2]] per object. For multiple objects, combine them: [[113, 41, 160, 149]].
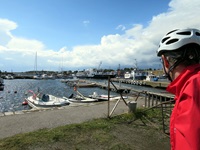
[[0, 0, 199, 72]]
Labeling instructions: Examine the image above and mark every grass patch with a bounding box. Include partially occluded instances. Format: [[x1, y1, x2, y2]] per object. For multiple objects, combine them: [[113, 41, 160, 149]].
[[0, 109, 170, 150]]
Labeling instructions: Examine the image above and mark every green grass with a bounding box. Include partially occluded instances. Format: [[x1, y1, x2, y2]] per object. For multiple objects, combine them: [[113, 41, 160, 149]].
[[0, 109, 170, 150]]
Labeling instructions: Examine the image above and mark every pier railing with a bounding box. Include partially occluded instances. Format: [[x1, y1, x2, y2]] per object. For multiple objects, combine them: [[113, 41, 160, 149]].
[[142, 91, 174, 135], [62, 77, 174, 135], [106, 77, 174, 135], [111, 78, 169, 89]]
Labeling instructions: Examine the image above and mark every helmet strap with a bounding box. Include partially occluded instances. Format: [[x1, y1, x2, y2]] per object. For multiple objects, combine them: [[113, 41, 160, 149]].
[[162, 61, 173, 82], [166, 58, 184, 82]]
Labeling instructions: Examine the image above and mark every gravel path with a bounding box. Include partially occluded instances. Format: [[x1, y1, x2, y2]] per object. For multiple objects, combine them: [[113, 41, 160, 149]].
[[0, 97, 145, 139]]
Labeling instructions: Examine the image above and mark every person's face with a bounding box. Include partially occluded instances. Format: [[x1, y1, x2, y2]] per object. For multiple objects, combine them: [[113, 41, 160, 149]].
[[161, 55, 173, 81], [161, 55, 169, 73]]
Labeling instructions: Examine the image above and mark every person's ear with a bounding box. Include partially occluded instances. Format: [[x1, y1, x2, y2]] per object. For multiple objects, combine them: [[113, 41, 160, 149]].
[[161, 55, 169, 68]]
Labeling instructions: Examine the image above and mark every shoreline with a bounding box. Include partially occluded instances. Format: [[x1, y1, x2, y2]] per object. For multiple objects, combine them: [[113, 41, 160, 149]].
[[0, 96, 145, 139]]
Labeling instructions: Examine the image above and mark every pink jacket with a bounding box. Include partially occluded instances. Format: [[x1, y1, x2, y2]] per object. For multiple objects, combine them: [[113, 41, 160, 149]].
[[167, 64, 200, 150]]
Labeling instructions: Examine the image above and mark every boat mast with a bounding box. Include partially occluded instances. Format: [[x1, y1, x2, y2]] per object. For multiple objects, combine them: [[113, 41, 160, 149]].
[[34, 52, 37, 74], [134, 59, 138, 70], [98, 61, 102, 70]]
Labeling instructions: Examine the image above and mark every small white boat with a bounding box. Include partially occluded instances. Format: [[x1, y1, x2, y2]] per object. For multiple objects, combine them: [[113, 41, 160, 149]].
[[33, 75, 41, 80], [5, 74, 14, 80], [67, 97, 98, 103], [145, 74, 158, 81], [65, 91, 98, 103], [25, 90, 70, 108], [88, 92, 128, 101]]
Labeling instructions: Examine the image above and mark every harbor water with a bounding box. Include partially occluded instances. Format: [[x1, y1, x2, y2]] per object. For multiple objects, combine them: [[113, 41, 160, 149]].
[[0, 79, 166, 112]]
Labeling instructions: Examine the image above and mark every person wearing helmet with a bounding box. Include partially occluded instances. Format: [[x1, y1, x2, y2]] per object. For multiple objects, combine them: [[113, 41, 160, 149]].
[[157, 28, 200, 150]]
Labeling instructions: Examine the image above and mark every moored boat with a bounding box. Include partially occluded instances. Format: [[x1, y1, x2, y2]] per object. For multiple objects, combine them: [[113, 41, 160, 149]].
[[145, 74, 158, 81], [85, 68, 116, 79], [65, 90, 98, 103], [25, 90, 70, 108], [88, 92, 128, 101]]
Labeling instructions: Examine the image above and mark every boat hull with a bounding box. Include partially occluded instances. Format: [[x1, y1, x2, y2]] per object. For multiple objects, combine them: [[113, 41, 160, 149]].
[[26, 99, 69, 108], [68, 98, 98, 103], [89, 94, 128, 101], [25, 94, 70, 109]]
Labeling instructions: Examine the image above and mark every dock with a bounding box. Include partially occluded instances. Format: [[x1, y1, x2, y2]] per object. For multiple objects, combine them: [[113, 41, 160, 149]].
[[64, 78, 170, 94], [63, 79, 97, 88], [111, 78, 169, 89], [62, 78, 174, 108], [65, 79, 132, 94]]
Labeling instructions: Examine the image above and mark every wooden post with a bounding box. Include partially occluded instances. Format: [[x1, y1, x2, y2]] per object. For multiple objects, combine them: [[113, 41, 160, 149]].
[[107, 76, 110, 118], [161, 102, 166, 133], [145, 91, 147, 107], [151, 94, 154, 107], [148, 94, 150, 108]]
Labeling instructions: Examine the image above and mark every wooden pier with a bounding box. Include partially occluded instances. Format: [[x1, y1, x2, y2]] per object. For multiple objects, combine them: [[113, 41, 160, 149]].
[[65, 79, 171, 98], [65, 79, 132, 93], [111, 78, 169, 89], [89, 81, 132, 94]]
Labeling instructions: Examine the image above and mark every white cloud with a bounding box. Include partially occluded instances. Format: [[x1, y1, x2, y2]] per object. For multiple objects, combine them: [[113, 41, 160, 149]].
[[83, 20, 90, 26], [0, 19, 17, 46], [7, 38, 45, 53], [4, 57, 13, 60], [0, 0, 200, 71], [116, 25, 126, 31]]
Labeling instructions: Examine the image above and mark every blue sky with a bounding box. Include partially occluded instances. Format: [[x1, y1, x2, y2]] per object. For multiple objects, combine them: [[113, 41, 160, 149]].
[[0, 0, 169, 50], [0, 0, 199, 72]]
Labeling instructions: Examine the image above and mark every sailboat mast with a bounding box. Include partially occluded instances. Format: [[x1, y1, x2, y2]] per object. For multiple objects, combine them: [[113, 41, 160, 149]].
[[34, 52, 37, 73]]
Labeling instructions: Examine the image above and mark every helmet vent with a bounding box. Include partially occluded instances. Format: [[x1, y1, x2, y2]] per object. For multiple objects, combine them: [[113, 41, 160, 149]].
[[161, 37, 170, 43], [196, 32, 200, 36], [166, 39, 179, 45], [166, 29, 178, 35], [177, 31, 191, 35]]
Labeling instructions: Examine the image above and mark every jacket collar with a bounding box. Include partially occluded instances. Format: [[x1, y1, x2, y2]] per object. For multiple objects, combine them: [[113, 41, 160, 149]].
[[166, 64, 200, 97]]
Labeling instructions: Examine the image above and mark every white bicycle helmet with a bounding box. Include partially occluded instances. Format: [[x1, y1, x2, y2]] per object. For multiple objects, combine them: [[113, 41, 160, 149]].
[[157, 28, 200, 56]]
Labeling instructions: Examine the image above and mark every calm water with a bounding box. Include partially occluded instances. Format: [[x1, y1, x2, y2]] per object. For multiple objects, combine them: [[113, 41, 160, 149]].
[[0, 79, 166, 112]]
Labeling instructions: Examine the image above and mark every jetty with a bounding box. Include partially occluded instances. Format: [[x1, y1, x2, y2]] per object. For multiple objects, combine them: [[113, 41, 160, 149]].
[[65, 78, 170, 93], [64, 79, 132, 94], [111, 78, 169, 89]]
